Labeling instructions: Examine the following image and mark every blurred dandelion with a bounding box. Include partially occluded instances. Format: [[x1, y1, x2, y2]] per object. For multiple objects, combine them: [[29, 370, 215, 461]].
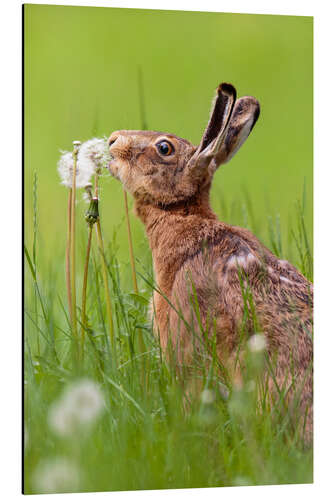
[[248, 333, 267, 353], [218, 382, 230, 401], [33, 457, 80, 494], [232, 476, 253, 487], [66, 379, 105, 423], [48, 402, 77, 437], [201, 389, 215, 405], [48, 379, 105, 437]]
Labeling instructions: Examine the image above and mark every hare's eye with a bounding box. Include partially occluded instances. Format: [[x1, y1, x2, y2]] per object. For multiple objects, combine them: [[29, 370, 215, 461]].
[[156, 140, 174, 156]]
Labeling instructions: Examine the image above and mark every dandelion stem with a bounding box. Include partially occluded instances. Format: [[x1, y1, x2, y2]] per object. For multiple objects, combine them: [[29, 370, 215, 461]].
[[80, 223, 93, 360], [70, 142, 80, 363], [123, 190, 138, 294], [96, 221, 114, 347], [80, 192, 99, 361], [94, 174, 114, 350], [66, 189, 73, 325]]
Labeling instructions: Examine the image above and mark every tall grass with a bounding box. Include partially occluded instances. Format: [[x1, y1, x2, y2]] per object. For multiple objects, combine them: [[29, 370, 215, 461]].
[[23, 176, 313, 494]]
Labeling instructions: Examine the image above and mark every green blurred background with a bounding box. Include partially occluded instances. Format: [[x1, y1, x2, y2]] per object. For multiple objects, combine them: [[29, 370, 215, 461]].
[[24, 4, 313, 281]]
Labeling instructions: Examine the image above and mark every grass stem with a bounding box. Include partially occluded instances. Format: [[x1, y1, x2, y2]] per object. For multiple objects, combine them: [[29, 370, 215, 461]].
[[123, 189, 145, 358], [33, 171, 40, 356], [123, 190, 138, 294]]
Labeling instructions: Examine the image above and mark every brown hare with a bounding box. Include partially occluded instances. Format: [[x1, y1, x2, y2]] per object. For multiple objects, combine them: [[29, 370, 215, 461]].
[[107, 83, 313, 441]]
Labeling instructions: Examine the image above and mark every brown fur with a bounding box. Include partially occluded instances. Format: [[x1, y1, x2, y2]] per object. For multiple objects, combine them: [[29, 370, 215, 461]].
[[107, 83, 313, 442]]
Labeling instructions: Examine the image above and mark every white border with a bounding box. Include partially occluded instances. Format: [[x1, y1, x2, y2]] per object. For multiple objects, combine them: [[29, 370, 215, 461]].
[[1, 0, 333, 498], [9, 0, 316, 16]]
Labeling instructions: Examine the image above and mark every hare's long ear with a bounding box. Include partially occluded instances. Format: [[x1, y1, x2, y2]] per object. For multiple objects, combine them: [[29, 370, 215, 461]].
[[210, 96, 260, 172], [186, 83, 236, 176]]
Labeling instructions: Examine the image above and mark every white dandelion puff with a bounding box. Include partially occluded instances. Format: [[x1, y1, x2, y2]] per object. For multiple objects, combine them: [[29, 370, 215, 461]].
[[248, 333, 267, 353], [62, 378, 105, 424], [48, 401, 78, 437], [58, 137, 111, 189], [78, 137, 111, 173], [233, 476, 252, 487], [33, 457, 80, 494], [48, 379, 105, 437], [218, 382, 230, 401], [57, 151, 89, 189], [201, 388, 215, 405]]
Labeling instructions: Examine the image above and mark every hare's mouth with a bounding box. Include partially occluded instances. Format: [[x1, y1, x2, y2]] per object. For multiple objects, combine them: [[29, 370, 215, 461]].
[[107, 158, 124, 182], [107, 160, 117, 176]]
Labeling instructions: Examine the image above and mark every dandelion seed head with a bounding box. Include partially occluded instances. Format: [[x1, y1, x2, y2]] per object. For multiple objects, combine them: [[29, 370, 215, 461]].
[[78, 137, 111, 173], [48, 401, 78, 437], [233, 476, 252, 487], [201, 389, 215, 405], [248, 333, 267, 353], [58, 137, 111, 189], [58, 151, 73, 188], [48, 379, 105, 437], [63, 379, 105, 424], [58, 149, 94, 189], [218, 383, 230, 401], [33, 457, 80, 494]]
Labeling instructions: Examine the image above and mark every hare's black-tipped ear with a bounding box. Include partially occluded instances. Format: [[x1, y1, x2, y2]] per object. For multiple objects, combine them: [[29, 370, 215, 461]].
[[186, 83, 236, 175], [210, 96, 260, 172], [198, 83, 236, 155]]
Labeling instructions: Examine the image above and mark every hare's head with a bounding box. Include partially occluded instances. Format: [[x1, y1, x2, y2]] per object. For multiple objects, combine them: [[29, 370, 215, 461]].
[[107, 83, 260, 206]]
